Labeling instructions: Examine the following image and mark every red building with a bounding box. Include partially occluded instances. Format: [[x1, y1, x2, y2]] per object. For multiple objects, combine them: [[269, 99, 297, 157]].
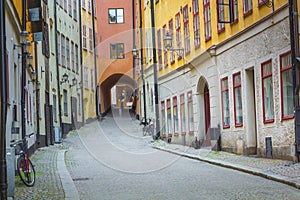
[[96, 0, 135, 114]]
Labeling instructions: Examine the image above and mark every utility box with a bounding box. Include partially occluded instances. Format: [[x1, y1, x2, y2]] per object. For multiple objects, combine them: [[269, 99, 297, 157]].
[[265, 137, 272, 158], [54, 126, 62, 143], [6, 147, 15, 198], [294, 106, 300, 152]]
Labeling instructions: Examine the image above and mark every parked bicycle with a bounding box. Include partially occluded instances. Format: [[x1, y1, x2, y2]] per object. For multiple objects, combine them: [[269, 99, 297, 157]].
[[10, 133, 35, 187], [140, 118, 154, 137]]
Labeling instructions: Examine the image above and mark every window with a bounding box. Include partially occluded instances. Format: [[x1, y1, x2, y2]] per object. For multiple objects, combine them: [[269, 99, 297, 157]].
[[71, 41, 75, 71], [163, 25, 168, 67], [157, 29, 162, 69], [280, 52, 294, 119], [75, 45, 79, 73], [161, 101, 166, 136], [73, 0, 77, 20], [168, 19, 175, 64], [243, 0, 252, 15], [193, 0, 200, 48], [187, 91, 194, 133], [217, 0, 225, 32], [88, 0, 91, 13], [203, 0, 211, 41], [173, 96, 179, 135], [233, 0, 239, 22], [53, 94, 57, 121], [180, 94, 186, 134], [261, 60, 274, 123], [175, 13, 183, 59], [110, 43, 124, 59], [183, 5, 190, 54], [82, 0, 85, 9], [167, 99, 173, 137], [221, 77, 230, 128], [64, 0, 67, 12], [82, 25, 87, 50], [258, 0, 265, 6], [57, 32, 61, 65], [84, 67, 88, 88], [68, 0, 72, 15], [26, 89, 28, 121], [89, 28, 93, 52], [61, 35, 66, 67], [63, 90, 68, 116], [233, 72, 243, 126], [66, 38, 70, 69], [91, 69, 94, 89], [108, 8, 124, 24]]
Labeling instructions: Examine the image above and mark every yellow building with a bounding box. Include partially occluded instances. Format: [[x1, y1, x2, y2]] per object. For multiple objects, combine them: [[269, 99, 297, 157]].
[[81, 0, 98, 122], [140, 0, 296, 160]]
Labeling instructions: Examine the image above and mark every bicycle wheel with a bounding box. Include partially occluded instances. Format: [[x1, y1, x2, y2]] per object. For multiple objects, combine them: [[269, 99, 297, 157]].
[[17, 156, 35, 187]]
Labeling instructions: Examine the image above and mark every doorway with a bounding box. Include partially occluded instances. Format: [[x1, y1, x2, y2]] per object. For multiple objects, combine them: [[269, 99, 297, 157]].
[[197, 77, 211, 147], [245, 68, 257, 154]]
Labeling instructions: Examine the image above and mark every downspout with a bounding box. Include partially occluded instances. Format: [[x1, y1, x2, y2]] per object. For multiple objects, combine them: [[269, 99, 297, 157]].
[[289, 0, 300, 161], [79, 0, 84, 123], [139, 0, 147, 122], [0, 0, 8, 198], [54, 0, 63, 137], [91, 0, 98, 119], [150, 0, 160, 139], [132, 0, 136, 89], [34, 42, 40, 147], [21, 0, 26, 140]]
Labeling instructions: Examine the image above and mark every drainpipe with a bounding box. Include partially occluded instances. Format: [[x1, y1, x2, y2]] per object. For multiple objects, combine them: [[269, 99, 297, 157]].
[[91, 0, 98, 119], [21, 0, 27, 140], [150, 0, 160, 139], [0, 0, 8, 198], [79, 0, 84, 123], [289, 0, 300, 161], [139, 0, 147, 122], [132, 0, 136, 89], [54, 0, 63, 137]]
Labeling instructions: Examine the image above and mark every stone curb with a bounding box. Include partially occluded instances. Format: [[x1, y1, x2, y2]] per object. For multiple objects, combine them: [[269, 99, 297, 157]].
[[57, 150, 80, 200], [153, 146, 300, 190]]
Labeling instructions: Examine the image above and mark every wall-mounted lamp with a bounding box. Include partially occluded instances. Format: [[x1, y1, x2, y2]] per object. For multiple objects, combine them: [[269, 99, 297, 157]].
[[20, 31, 28, 44], [60, 73, 69, 84], [26, 54, 33, 68], [69, 77, 78, 88], [132, 48, 146, 61], [163, 32, 184, 57]]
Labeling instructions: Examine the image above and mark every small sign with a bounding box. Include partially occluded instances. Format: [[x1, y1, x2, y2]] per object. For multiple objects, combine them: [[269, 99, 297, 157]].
[[33, 32, 43, 42], [28, 8, 41, 22]]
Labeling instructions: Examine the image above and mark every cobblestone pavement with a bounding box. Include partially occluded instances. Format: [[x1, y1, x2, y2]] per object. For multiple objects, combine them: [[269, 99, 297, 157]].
[[152, 141, 300, 189], [10, 113, 300, 199], [13, 145, 66, 200]]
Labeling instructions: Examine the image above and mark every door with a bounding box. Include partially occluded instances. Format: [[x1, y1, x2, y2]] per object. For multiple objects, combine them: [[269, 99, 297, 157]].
[[204, 83, 211, 146]]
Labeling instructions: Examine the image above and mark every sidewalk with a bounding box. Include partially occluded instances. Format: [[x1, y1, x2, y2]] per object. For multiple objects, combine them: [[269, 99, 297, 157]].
[[152, 140, 300, 189]]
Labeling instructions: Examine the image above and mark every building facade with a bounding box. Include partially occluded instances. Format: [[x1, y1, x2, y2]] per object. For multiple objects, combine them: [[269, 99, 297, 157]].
[[81, 0, 98, 123], [141, 0, 297, 160], [96, 0, 135, 115]]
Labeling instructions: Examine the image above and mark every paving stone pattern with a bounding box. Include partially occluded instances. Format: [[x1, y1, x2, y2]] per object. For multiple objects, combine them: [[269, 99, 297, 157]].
[[14, 145, 65, 200]]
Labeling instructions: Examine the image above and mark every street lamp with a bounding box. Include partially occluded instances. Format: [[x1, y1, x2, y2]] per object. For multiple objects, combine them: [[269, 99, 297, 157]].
[[60, 73, 69, 84], [26, 54, 33, 68], [69, 77, 78, 88], [163, 32, 184, 57]]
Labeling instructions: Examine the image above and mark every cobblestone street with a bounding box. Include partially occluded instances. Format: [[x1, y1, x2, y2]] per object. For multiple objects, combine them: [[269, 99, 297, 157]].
[[11, 116, 300, 199]]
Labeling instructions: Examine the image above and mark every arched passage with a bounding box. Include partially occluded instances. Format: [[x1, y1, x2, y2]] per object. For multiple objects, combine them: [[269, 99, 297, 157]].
[[100, 73, 134, 114]]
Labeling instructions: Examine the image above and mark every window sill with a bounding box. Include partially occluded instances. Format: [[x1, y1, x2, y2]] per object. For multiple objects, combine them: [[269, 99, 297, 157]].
[[223, 125, 230, 129], [282, 115, 294, 121], [263, 119, 274, 124]]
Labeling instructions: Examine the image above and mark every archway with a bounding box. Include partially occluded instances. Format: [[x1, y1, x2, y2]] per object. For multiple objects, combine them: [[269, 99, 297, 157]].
[[197, 76, 211, 147]]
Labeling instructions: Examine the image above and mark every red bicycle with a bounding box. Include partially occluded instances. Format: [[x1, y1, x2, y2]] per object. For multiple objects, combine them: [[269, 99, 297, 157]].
[[10, 133, 35, 187]]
